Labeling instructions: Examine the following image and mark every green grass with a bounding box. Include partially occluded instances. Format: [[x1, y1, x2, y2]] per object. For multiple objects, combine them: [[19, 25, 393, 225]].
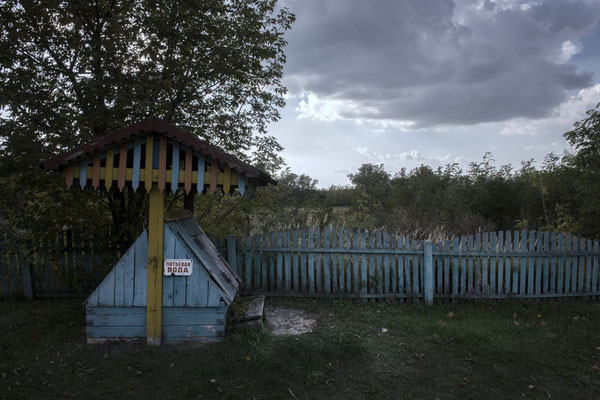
[[1, 298, 600, 399]]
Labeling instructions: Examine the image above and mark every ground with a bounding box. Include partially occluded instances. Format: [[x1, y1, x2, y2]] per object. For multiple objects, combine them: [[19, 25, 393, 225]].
[[1, 298, 600, 400]]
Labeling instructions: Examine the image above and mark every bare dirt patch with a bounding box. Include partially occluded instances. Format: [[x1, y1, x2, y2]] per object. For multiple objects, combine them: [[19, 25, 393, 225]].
[[264, 305, 317, 335]]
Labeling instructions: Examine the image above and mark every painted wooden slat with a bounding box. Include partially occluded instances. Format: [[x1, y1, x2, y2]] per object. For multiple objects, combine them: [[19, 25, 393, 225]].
[[184, 149, 193, 194], [331, 227, 338, 293], [162, 225, 176, 307], [315, 226, 322, 293], [133, 230, 148, 307], [451, 237, 459, 296], [337, 228, 345, 293], [578, 238, 585, 292], [254, 236, 262, 291], [384, 232, 391, 294], [104, 148, 114, 189], [360, 230, 368, 299], [346, 228, 353, 293], [132, 140, 142, 191], [527, 231, 535, 295], [466, 234, 473, 295], [162, 310, 224, 326], [503, 231, 511, 294], [209, 161, 218, 194], [222, 166, 231, 194], [460, 236, 467, 296], [92, 154, 101, 190], [261, 233, 268, 291], [144, 136, 153, 192], [367, 231, 375, 298], [550, 233, 557, 293], [244, 237, 252, 290], [98, 267, 116, 306], [157, 137, 167, 192], [481, 232, 488, 296], [323, 226, 331, 294], [65, 164, 74, 189], [557, 234, 565, 294], [352, 229, 360, 295], [171, 142, 180, 194], [268, 232, 275, 291], [535, 231, 542, 294], [390, 234, 397, 294], [570, 236, 578, 293], [300, 229, 307, 292], [207, 282, 221, 307], [411, 239, 419, 297], [118, 143, 128, 191], [307, 227, 315, 293], [114, 256, 126, 306], [276, 231, 283, 291], [376, 231, 383, 296], [511, 231, 518, 295], [79, 159, 90, 189], [284, 230, 291, 292], [88, 326, 147, 339], [496, 231, 503, 296], [435, 242, 441, 295], [519, 231, 527, 295], [543, 232, 550, 294], [489, 232, 496, 296], [237, 172, 245, 195], [586, 239, 592, 294], [197, 154, 205, 194], [396, 236, 404, 296]]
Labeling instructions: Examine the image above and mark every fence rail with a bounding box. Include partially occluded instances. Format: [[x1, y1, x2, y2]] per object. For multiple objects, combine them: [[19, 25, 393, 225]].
[[227, 228, 600, 301]]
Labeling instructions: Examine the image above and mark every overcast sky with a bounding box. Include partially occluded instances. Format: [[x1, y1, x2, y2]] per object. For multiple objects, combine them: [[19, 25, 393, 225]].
[[268, 0, 600, 187]]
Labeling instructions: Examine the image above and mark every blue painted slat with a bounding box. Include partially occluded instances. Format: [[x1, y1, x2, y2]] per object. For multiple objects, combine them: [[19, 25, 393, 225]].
[[98, 267, 116, 306], [376, 231, 383, 296], [245, 237, 252, 290], [173, 238, 189, 306], [467, 234, 474, 295], [331, 227, 338, 293], [482, 233, 489, 296], [284, 230, 291, 291], [519, 231, 527, 295], [586, 239, 592, 293], [79, 159, 90, 188], [162, 325, 223, 338], [314, 227, 321, 293], [383, 232, 390, 294], [133, 230, 148, 307], [352, 230, 359, 294], [535, 231, 542, 294], [299, 229, 307, 292], [123, 243, 135, 306], [87, 326, 146, 338], [512, 231, 519, 295], [277, 231, 283, 291], [460, 236, 467, 296], [162, 310, 224, 326], [528, 231, 535, 295], [261, 233, 268, 291], [323, 226, 331, 294], [162, 225, 176, 307], [490, 232, 497, 296], [171, 142, 180, 194], [197, 153, 205, 193], [550, 233, 557, 293], [558, 234, 565, 294], [495, 232, 502, 296], [451, 237, 459, 296], [132, 139, 142, 191], [578, 238, 586, 292], [593, 241, 599, 295], [543, 232, 550, 294], [570, 236, 578, 293], [361, 231, 368, 299], [86, 308, 146, 327], [412, 239, 419, 297], [307, 227, 315, 293], [114, 257, 125, 306], [237, 172, 245, 195], [503, 231, 511, 294]]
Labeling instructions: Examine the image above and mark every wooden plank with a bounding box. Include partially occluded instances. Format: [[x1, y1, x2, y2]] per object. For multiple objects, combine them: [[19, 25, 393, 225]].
[[412, 239, 419, 297], [184, 149, 193, 194], [307, 227, 315, 293], [549, 233, 557, 293], [389, 234, 397, 294], [284, 230, 291, 292], [162, 225, 176, 307], [460, 236, 467, 296], [397, 236, 405, 296], [92, 154, 101, 190], [244, 237, 252, 291], [315, 226, 322, 293], [114, 257, 125, 306], [223, 166, 231, 194], [352, 229, 359, 295], [209, 161, 218, 194], [467, 234, 474, 295], [331, 227, 338, 293], [557, 234, 565, 294], [384, 232, 391, 294], [122, 240, 135, 306], [146, 185, 164, 345], [495, 231, 502, 296], [368, 231, 375, 298], [336, 228, 344, 293], [79, 159, 90, 189], [117, 143, 128, 191], [570, 236, 578, 293], [157, 137, 167, 192], [528, 231, 535, 295], [300, 228, 307, 292], [269, 232, 276, 291], [481, 232, 488, 296], [361, 230, 368, 299], [171, 142, 180, 194], [323, 226, 331, 294], [237, 172, 245, 195], [104, 148, 114, 189], [519, 231, 527, 296], [261, 233, 268, 291], [132, 139, 142, 191], [65, 164, 74, 189], [503, 231, 510, 295], [451, 237, 459, 297], [535, 231, 542, 295], [578, 238, 586, 292], [343, 228, 351, 293], [586, 239, 593, 294], [254, 236, 262, 291], [197, 154, 205, 193], [276, 230, 283, 291], [376, 230, 383, 297], [144, 136, 153, 192]]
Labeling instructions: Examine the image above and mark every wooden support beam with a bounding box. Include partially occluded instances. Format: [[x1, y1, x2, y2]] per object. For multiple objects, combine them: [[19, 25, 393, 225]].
[[146, 184, 164, 345]]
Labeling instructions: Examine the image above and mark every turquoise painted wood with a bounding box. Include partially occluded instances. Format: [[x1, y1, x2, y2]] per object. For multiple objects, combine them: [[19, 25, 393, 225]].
[[132, 139, 142, 191], [197, 154, 205, 193], [237, 173, 245, 195], [171, 142, 180, 194], [79, 158, 90, 188], [323, 226, 331, 294]]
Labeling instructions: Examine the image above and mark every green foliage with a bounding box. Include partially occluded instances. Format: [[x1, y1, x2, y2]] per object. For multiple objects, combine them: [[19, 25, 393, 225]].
[[0, 0, 294, 246]]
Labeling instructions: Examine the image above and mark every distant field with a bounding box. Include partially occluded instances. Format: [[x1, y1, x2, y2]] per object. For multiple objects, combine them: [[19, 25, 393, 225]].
[[1, 298, 599, 399]]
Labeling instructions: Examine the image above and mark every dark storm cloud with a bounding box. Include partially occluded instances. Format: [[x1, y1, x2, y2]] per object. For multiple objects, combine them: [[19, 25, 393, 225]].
[[282, 0, 600, 127]]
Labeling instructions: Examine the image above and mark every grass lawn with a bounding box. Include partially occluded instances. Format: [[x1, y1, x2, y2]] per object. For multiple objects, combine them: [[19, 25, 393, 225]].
[[1, 298, 600, 400]]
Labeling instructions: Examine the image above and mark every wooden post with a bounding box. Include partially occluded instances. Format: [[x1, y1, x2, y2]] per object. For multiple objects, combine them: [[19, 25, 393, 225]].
[[424, 240, 434, 305], [147, 184, 164, 345]]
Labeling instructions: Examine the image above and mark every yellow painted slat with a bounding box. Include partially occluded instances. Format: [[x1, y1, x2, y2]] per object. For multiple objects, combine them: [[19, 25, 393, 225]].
[[105, 148, 114, 189], [72, 168, 237, 188]]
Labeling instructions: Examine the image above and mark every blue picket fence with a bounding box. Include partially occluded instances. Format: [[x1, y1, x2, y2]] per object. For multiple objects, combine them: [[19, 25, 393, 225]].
[[227, 228, 600, 301]]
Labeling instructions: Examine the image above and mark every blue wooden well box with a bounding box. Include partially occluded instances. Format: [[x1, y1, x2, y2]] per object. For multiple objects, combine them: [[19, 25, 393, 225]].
[[85, 213, 239, 344]]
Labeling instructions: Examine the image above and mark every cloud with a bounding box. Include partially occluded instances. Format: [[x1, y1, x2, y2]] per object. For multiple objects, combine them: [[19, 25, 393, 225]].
[[282, 0, 600, 128], [353, 146, 463, 166]]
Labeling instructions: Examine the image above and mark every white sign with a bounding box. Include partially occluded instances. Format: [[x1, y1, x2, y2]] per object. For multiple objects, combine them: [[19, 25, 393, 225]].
[[164, 259, 193, 276]]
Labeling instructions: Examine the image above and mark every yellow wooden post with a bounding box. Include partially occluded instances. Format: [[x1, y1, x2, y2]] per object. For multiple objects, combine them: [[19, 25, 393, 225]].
[[146, 183, 164, 345]]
